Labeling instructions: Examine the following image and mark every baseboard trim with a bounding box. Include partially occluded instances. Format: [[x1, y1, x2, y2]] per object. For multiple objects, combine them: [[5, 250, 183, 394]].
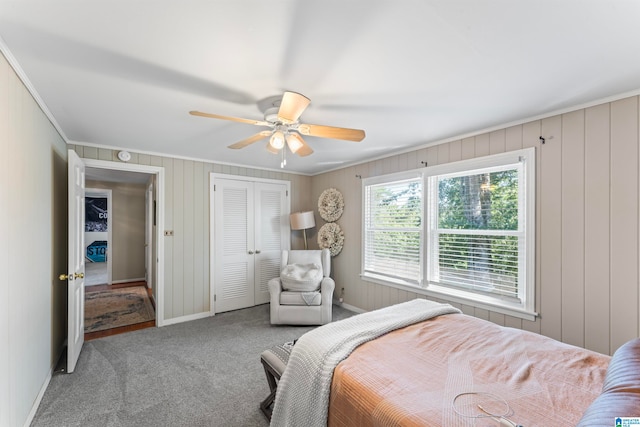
[[111, 277, 145, 285], [161, 311, 211, 327], [338, 302, 366, 314]]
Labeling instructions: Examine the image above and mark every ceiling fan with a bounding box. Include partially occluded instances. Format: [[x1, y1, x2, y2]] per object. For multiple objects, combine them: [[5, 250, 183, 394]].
[[189, 91, 365, 164]]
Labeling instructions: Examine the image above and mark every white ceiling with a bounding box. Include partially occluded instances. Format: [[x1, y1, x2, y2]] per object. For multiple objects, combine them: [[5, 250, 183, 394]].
[[1, 1, 640, 175]]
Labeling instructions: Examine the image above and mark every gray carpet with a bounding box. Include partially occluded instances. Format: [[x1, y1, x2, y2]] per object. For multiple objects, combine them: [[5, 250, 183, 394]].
[[32, 304, 355, 427]]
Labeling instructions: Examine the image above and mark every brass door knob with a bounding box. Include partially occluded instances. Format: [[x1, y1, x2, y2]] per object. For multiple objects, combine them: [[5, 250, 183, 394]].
[[59, 273, 71, 281], [74, 272, 85, 279]]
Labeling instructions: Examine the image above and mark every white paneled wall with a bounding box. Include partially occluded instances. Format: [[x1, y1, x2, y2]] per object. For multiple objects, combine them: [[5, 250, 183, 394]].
[[71, 146, 313, 321], [0, 53, 68, 427], [312, 95, 640, 356]]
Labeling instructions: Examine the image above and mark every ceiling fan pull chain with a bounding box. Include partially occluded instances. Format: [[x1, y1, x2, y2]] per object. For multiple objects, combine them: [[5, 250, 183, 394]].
[[281, 145, 287, 168]]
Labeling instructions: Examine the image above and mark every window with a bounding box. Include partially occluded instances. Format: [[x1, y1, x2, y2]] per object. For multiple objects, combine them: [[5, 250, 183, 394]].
[[363, 172, 423, 285], [362, 148, 536, 320], [426, 150, 535, 317]]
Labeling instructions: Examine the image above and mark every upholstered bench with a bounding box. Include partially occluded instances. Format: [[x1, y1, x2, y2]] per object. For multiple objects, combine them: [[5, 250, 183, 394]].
[[260, 341, 294, 420]]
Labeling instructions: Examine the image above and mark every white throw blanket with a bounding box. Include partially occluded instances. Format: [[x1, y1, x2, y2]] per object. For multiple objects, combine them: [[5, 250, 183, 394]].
[[269, 299, 462, 427]]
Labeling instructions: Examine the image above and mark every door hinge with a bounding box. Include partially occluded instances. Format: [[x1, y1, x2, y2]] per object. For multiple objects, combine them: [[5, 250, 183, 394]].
[[286, 190, 288, 197], [214, 185, 216, 191], [214, 294, 216, 302]]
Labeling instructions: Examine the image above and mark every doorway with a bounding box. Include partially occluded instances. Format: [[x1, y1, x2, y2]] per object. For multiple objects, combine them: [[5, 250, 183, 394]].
[[82, 159, 165, 329], [65, 153, 166, 372], [83, 173, 154, 340], [84, 188, 112, 286]]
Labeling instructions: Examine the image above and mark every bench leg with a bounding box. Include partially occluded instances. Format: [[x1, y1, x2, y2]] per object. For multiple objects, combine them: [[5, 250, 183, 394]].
[[260, 388, 277, 420], [260, 358, 282, 421]]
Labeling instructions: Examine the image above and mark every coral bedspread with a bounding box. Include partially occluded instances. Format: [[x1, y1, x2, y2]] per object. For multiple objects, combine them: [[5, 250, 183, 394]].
[[328, 313, 610, 427]]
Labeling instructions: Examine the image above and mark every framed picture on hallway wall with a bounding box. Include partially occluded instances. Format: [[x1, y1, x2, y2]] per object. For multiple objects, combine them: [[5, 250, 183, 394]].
[[85, 196, 108, 263]]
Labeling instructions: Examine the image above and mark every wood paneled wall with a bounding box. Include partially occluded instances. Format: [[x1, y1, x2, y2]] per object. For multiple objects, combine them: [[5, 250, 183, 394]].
[[312, 95, 640, 356], [0, 53, 68, 427], [71, 145, 313, 321]]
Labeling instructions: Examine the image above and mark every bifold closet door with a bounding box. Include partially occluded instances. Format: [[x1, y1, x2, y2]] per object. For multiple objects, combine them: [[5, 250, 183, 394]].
[[253, 182, 288, 305], [213, 178, 288, 313]]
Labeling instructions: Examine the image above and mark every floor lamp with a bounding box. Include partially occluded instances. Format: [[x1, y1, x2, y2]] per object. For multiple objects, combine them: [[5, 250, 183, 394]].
[[290, 211, 315, 250]]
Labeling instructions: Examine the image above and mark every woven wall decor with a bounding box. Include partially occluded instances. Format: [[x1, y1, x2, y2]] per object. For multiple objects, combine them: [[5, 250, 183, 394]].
[[318, 188, 344, 222], [317, 222, 344, 257]]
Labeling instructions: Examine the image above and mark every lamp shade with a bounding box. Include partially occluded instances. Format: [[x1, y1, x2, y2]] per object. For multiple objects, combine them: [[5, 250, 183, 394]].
[[285, 133, 304, 154], [290, 211, 315, 230], [269, 131, 285, 150]]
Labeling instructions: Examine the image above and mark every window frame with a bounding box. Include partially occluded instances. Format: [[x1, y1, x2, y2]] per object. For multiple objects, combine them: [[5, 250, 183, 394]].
[[361, 170, 424, 287], [361, 148, 537, 320]]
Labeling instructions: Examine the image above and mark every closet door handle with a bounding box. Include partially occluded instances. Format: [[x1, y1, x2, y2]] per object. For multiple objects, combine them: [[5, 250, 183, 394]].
[[248, 250, 254, 255], [255, 250, 261, 254]]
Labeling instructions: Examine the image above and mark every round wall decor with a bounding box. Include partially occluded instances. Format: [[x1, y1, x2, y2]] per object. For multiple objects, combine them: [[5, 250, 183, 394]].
[[318, 188, 344, 222], [317, 222, 344, 257]]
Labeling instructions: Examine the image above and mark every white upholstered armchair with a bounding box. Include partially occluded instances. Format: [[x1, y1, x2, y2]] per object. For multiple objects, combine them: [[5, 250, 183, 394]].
[[268, 249, 335, 325]]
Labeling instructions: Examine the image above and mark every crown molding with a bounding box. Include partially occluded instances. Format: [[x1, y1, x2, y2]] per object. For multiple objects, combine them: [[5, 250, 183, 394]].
[[71, 140, 312, 177]]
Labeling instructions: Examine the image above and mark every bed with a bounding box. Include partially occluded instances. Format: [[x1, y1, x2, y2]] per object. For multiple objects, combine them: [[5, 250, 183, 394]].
[[269, 299, 640, 427]]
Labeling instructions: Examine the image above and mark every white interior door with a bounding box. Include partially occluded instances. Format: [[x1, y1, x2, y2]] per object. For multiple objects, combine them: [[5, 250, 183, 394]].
[[254, 182, 288, 305], [66, 149, 85, 373], [145, 180, 153, 289], [214, 179, 255, 313]]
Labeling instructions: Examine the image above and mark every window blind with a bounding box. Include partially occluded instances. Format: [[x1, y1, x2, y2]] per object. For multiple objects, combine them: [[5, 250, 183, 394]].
[[428, 165, 524, 301], [364, 177, 422, 283]]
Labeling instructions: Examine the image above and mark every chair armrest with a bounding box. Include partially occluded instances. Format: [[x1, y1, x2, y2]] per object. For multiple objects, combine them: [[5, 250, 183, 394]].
[[268, 278, 284, 325], [320, 277, 335, 305], [268, 278, 283, 297]]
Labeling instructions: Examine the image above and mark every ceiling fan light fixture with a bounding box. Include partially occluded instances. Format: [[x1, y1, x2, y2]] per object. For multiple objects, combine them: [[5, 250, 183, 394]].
[[190, 90, 365, 162], [269, 130, 285, 150], [285, 133, 304, 154]]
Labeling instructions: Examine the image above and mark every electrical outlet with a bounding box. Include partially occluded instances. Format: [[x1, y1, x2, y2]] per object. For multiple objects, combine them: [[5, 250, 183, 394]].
[[164, 230, 174, 236]]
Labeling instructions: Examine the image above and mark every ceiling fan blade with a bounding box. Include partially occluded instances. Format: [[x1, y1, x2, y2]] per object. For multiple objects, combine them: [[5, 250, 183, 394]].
[[228, 131, 272, 149], [277, 91, 310, 123], [285, 133, 313, 157], [190, 111, 270, 127], [297, 123, 365, 142]]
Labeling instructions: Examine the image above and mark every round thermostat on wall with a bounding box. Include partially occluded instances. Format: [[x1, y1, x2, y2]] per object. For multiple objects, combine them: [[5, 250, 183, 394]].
[[117, 151, 131, 162]]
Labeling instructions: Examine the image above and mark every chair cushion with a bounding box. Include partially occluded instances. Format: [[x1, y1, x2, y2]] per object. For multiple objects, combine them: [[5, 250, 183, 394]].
[[280, 263, 323, 292], [280, 291, 322, 306], [261, 341, 295, 377]]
